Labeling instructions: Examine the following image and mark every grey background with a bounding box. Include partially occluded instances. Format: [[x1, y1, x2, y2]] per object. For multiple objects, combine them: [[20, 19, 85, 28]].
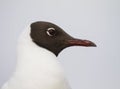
[[0, 0, 120, 89]]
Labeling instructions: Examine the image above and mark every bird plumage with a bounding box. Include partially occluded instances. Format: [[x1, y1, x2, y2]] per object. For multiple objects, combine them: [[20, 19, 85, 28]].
[[1, 21, 96, 89], [1, 25, 70, 89]]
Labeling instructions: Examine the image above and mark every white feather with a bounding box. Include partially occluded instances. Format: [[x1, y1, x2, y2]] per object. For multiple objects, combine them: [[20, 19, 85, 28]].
[[1, 25, 71, 89]]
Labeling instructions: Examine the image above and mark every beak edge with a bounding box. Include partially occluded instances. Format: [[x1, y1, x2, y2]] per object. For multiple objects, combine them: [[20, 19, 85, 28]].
[[67, 39, 97, 47]]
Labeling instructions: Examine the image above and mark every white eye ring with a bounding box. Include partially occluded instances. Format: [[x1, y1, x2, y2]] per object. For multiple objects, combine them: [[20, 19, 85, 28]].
[[46, 28, 56, 36]]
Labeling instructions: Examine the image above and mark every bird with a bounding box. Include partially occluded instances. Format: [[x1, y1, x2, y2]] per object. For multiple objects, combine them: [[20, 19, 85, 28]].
[[1, 21, 96, 89]]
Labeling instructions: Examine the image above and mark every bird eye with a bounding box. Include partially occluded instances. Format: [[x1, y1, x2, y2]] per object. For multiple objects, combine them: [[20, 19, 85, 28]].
[[46, 28, 56, 36]]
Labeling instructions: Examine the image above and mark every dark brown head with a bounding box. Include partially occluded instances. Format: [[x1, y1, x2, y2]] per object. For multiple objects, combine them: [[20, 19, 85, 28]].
[[30, 21, 96, 56]]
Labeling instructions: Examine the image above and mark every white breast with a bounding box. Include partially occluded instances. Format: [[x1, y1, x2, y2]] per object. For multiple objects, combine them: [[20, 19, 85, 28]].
[[1, 25, 71, 89]]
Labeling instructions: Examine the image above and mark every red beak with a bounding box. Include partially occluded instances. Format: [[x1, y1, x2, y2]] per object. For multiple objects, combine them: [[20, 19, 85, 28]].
[[67, 38, 96, 47]]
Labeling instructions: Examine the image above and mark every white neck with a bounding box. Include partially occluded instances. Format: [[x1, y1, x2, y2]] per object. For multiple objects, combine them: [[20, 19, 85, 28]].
[[16, 32, 63, 78], [16, 26, 62, 75], [2, 26, 69, 89]]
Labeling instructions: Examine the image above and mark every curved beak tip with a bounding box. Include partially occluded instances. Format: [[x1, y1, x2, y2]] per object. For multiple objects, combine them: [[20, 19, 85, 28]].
[[83, 40, 97, 47], [89, 42, 97, 47]]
